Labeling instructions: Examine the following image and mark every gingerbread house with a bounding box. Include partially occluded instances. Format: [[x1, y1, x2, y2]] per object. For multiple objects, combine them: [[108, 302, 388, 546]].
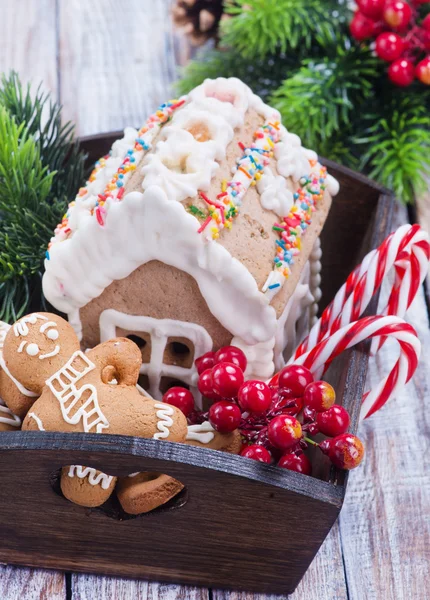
[[43, 77, 339, 404]]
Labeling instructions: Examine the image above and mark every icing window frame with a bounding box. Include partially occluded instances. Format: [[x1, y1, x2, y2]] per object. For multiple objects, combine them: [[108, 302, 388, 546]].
[[99, 310, 213, 405]]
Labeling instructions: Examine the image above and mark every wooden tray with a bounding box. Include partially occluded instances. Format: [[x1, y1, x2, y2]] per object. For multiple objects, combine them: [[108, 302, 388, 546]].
[[0, 134, 395, 595]]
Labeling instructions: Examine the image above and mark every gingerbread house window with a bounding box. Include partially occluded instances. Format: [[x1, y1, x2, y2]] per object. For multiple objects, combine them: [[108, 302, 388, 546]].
[[99, 310, 213, 405]]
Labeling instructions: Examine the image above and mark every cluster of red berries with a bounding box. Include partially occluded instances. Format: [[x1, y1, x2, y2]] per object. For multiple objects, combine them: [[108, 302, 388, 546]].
[[162, 346, 365, 477], [350, 0, 430, 86]]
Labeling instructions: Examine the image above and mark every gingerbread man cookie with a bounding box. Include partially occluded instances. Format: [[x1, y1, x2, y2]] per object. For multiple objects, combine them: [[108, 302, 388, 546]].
[[9, 319, 187, 509], [0, 313, 80, 417]]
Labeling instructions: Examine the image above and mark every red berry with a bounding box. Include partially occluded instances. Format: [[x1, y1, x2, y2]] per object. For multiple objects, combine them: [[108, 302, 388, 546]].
[[162, 387, 195, 417], [267, 415, 303, 451], [278, 453, 312, 475], [416, 56, 430, 84], [350, 11, 377, 40], [214, 346, 247, 371], [211, 362, 244, 399], [195, 351, 216, 375], [238, 380, 272, 413], [357, 0, 385, 19], [319, 434, 365, 470], [278, 365, 313, 397], [268, 371, 280, 388], [316, 405, 351, 437], [303, 381, 336, 412], [383, 2, 412, 31], [240, 444, 272, 463], [388, 58, 415, 86], [209, 401, 241, 433], [375, 32, 405, 61], [197, 368, 221, 401], [423, 14, 430, 32]]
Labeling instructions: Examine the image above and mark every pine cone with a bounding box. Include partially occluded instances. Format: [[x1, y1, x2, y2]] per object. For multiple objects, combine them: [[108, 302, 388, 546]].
[[172, 0, 225, 46]]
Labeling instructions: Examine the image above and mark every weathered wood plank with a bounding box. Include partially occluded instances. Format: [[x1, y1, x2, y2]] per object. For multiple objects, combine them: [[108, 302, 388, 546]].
[[70, 576, 208, 600], [0, 566, 66, 600], [58, 0, 182, 136], [0, 0, 58, 97], [0, 2, 64, 596], [339, 204, 430, 600], [213, 521, 348, 600]]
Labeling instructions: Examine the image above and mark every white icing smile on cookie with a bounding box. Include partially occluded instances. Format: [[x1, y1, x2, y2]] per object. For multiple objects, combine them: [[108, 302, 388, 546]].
[[39, 345, 61, 360]]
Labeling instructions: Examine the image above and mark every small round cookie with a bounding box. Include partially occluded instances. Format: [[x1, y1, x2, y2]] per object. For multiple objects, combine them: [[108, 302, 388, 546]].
[[60, 465, 117, 508], [185, 422, 242, 454], [2, 312, 80, 395], [0, 398, 21, 431], [116, 472, 184, 515]]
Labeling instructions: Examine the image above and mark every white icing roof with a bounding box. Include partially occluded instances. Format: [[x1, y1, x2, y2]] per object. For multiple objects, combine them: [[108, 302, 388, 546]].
[[42, 77, 339, 345]]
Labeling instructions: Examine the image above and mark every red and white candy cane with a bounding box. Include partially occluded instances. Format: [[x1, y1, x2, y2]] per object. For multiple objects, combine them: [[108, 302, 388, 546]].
[[289, 315, 420, 420], [295, 224, 430, 358]]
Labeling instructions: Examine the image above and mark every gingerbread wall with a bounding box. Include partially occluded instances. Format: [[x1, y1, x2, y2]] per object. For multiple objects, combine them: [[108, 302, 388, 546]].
[[80, 260, 233, 390]]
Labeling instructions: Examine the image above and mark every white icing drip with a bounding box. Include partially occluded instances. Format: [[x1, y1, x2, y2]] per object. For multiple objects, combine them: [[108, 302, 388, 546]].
[[46, 329, 59, 340], [128, 472, 140, 478], [256, 167, 294, 216], [309, 237, 323, 325], [186, 422, 216, 444], [0, 399, 21, 428], [99, 310, 212, 404], [153, 403, 175, 440], [326, 174, 340, 196], [68, 465, 113, 490], [44, 187, 277, 347], [13, 314, 47, 337], [39, 345, 60, 360], [273, 261, 315, 370], [0, 354, 38, 397], [27, 412, 45, 431], [45, 351, 109, 433], [231, 336, 275, 381]]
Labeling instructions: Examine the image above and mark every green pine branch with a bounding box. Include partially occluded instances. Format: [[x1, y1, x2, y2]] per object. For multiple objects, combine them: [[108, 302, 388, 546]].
[[270, 39, 381, 149], [354, 90, 430, 203], [0, 73, 87, 322], [222, 0, 351, 58]]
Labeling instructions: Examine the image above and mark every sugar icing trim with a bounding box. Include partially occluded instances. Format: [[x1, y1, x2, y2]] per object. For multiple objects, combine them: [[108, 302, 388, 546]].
[[27, 412, 45, 431], [186, 422, 215, 444], [99, 310, 212, 404], [153, 403, 174, 440], [48, 97, 186, 248], [0, 398, 21, 428], [262, 160, 330, 302], [46, 351, 109, 433], [0, 354, 38, 398], [68, 465, 113, 490], [197, 119, 283, 240]]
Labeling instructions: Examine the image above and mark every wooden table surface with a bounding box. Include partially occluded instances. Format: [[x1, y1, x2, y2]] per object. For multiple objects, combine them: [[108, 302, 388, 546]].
[[0, 2, 429, 598]]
